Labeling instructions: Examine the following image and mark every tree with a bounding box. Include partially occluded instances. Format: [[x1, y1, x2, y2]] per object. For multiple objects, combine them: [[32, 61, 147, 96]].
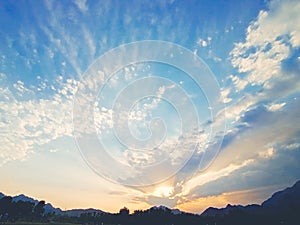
[[0, 196, 12, 217], [15, 200, 35, 221], [33, 200, 45, 221], [119, 207, 129, 215]]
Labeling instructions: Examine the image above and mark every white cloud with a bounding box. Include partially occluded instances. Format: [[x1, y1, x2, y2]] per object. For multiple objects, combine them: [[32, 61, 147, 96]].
[[228, 74, 248, 91], [40, 1, 99, 76], [181, 159, 254, 196], [197, 38, 208, 47], [12, 80, 34, 97], [143, 84, 175, 110], [220, 88, 232, 103], [82, 27, 96, 60], [124, 67, 133, 81], [176, 0, 300, 204], [248, 0, 300, 48], [267, 102, 286, 112], [259, 147, 275, 159], [222, 96, 255, 121], [94, 106, 114, 131], [230, 0, 300, 95], [176, 100, 300, 201], [285, 143, 300, 151], [74, 0, 88, 13], [0, 75, 79, 165], [123, 149, 158, 168], [223, 0, 300, 124]]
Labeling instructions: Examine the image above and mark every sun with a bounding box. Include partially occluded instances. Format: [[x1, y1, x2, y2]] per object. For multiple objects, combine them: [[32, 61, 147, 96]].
[[153, 186, 174, 198]]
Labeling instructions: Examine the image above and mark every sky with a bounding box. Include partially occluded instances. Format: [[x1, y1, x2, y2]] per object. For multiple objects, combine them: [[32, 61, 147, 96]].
[[0, 0, 300, 214]]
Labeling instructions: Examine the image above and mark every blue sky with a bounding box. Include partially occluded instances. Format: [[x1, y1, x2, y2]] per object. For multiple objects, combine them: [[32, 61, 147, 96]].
[[0, 0, 300, 213]]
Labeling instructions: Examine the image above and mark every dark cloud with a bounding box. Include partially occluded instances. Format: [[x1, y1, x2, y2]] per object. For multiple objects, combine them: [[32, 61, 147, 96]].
[[220, 124, 249, 150], [181, 98, 300, 201], [240, 106, 272, 125], [188, 145, 300, 198]]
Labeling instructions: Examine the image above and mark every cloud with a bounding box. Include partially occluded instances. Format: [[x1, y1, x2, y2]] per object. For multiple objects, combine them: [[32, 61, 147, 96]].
[[180, 159, 254, 197], [0, 75, 79, 165], [41, 0, 99, 76], [220, 88, 232, 103], [173, 97, 300, 207], [1, 0, 299, 212], [170, 0, 300, 204], [196, 38, 209, 47], [13, 80, 27, 95], [228, 0, 300, 103], [177, 184, 289, 214], [74, 0, 88, 13], [285, 143, 300, 151], [258, 147, 274, 159], [65, 0, 300, 207], [267, 102, 286, 112], [213, 0, 300, 133], [221, 96, 255, 121], [185, 140, 300, 200], [227, 74, 248, 92]]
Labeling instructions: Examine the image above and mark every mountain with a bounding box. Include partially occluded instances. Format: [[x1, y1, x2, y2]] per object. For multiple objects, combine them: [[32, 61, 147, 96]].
[[171, 208, 183, 215], [10, 194, 62, 215], [12, 194, 38, 204], [0, 192, 90, 216], [64, 208, 106, 217], [201, 180, 300, 217], [1, 179, 299, 222], [44, 203, 64, 215], [201, 204, 244, 217], [261, 180, 300, 214], [147, 205, 185, 215]]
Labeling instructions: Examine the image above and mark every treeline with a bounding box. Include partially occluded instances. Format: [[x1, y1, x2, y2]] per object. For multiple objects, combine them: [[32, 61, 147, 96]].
[[0, 195, 299, 225], [52, 206, 299, 225], [53, 207, 202, 225], [0, 196, 45, 222]]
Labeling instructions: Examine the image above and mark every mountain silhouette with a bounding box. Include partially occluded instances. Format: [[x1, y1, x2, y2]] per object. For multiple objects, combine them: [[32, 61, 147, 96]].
[[262, 180, 300, 213], [12, 194, 38, 203], [201, 180, 300, 217], [0, 180, 299, 224]]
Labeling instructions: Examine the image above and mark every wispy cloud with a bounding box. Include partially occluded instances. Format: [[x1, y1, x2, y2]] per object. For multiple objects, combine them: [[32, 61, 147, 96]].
[[74, 0, 88, 13]]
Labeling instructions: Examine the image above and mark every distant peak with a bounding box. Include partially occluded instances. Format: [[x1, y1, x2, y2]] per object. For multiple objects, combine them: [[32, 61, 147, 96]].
[[151, 205, 169, 210], [15, 194, 26, 197], [149, 205, 184, 215], [294, 179, 300, 187], [202, 179, 300, 217], [12, 194, 37, 203]]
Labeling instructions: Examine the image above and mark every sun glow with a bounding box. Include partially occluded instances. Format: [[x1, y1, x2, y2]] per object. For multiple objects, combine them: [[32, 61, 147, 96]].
[[153, 186, 174, 198]]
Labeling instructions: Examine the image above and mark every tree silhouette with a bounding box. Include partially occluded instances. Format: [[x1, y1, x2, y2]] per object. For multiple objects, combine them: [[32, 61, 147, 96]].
[[33, 200, 45, 221], [0, 196, 12, 222], [15, 200, 35, 221], [119, 206, 129, 215]]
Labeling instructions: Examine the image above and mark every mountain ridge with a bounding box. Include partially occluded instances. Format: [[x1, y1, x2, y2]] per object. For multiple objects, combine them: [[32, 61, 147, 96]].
[[201, 180, 300, 217], [1, 180, 299, 217]]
